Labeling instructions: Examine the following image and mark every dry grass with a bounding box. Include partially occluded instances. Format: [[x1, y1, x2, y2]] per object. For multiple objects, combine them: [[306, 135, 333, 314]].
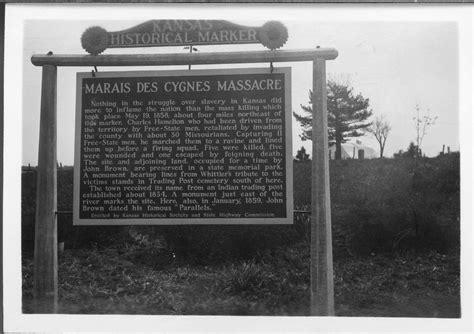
[[22, 240, 459, 317]]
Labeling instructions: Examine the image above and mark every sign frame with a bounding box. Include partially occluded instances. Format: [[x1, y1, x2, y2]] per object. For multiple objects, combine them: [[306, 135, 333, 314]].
[[31, 47, 338, 315], [73, 67, 293, 226]]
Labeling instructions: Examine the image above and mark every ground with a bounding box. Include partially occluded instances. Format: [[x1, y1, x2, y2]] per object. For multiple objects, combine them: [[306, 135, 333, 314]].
[[22, 241, 460, 317]]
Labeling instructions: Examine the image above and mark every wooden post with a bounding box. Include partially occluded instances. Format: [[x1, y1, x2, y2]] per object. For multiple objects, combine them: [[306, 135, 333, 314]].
[[33, 65, 58, 313], [310, 57, 335, 316]]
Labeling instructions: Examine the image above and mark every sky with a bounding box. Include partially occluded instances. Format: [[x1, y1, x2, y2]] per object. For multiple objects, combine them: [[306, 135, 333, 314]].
[[19, 8, 460, 165]]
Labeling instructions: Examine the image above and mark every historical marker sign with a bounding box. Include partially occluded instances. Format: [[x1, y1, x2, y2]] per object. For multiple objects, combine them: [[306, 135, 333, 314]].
[[73, 68, 293, 225]]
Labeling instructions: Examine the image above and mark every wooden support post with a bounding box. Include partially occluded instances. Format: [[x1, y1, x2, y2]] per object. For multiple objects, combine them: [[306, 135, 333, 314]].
[[310, 58, 335, 316], [33, 65, 58, 313]]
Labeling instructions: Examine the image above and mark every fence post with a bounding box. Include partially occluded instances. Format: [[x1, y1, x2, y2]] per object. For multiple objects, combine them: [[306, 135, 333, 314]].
[[310, 57, 335, 316], [33, 64, 58, 313]]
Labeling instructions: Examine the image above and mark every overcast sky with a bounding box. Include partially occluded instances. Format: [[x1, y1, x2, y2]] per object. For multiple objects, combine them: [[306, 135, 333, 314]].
[[19, 7, 460, 165]]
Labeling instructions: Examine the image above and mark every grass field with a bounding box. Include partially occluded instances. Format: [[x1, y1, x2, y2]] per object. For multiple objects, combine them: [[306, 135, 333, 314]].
[[21, 154, 461, 316], [22, 241, 460, 316]]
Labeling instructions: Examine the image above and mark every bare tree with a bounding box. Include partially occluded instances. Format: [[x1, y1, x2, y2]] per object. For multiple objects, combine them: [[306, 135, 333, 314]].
[[413, 104, 437, 157], [367, 115, 391, 158]]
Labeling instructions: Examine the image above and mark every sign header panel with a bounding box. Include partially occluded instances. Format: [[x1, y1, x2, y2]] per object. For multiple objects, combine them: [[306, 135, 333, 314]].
[[73, 68, 293, 225], [81, 20, 288, 55]]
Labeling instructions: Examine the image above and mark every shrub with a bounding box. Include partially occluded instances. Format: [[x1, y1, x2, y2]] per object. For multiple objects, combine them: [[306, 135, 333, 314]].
[[215, 259, 274, 295], [329, 155, 460, 256]]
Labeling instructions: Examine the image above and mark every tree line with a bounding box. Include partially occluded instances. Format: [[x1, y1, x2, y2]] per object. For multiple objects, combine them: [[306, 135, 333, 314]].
[[293, 80, 436, 160]]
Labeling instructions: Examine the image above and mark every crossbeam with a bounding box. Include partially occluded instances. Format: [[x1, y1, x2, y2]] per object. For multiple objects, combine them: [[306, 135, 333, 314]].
[[31, 48, 338, 67]]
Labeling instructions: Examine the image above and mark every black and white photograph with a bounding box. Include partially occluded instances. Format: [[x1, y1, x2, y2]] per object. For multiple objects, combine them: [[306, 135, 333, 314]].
[[3, 3, 472, 333]]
